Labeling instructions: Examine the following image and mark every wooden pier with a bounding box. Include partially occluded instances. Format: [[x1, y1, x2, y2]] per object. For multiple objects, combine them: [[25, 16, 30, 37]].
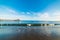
[[0, 24, 56, 26]]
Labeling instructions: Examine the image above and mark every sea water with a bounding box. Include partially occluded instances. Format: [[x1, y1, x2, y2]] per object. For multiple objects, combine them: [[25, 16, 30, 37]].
[[0, 20, 60, 40]]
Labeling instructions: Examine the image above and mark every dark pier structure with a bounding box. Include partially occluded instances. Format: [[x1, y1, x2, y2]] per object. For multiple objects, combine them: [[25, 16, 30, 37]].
[[0, 24, 55, 26]]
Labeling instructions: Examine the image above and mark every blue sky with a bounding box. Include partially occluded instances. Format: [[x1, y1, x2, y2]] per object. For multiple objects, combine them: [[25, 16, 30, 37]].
[[0, 0, 60, 21], [0, 0, 56, 12]]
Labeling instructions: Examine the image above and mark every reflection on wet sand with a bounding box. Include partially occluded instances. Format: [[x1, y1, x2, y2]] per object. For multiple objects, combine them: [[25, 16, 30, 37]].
[[9, 26, 60, 40], [7, 27, 53, 40], [19, 28, 51, 40], [0, 26, 60, 40]]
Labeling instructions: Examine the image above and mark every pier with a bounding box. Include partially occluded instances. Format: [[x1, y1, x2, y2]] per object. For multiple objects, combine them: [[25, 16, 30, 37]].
[[0, 24, 56, 26]]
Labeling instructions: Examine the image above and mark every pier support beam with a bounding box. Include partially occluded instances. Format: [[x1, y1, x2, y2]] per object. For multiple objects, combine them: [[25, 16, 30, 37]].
[[27, 24, 31, 26], [49, 24, 54, 26]]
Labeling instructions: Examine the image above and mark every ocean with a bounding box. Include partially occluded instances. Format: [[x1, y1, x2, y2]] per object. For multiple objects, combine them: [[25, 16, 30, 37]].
[[0, 20, 60, 40]]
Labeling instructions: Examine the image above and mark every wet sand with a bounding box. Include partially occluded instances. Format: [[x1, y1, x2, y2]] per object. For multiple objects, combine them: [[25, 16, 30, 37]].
[[0, 27, 59, 40], [14, 28, 53, 40]]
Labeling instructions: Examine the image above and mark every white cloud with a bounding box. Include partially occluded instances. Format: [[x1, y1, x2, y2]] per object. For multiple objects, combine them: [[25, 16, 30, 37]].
[[0, 6, 60, 21], [0, 6, 35, 20], [36, 11, 60, 21]]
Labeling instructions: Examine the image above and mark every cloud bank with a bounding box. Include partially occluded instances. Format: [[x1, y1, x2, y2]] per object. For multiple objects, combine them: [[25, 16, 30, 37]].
[[36, 12, 60, 21], [0, 6, 60, 21]]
